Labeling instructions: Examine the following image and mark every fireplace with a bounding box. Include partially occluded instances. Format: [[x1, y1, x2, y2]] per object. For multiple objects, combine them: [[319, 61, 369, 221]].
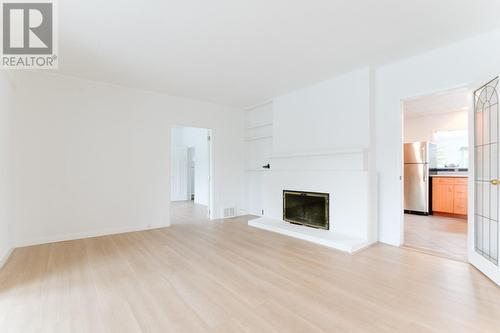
[[283, 190, 329, 230]]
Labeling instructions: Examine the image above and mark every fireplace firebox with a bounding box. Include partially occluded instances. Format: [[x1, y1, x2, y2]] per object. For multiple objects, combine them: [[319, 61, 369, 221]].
[[283, 190, 329, 230]]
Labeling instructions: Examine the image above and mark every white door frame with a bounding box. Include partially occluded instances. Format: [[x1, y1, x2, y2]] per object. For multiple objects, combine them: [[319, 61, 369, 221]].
[[170, 146, 189, 201], [187, 146, 195, 200], [207, 129, 213, 220]]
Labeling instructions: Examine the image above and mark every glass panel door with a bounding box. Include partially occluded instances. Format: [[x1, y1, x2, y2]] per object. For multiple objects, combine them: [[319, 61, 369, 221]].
[[474, 77, 499, 265]]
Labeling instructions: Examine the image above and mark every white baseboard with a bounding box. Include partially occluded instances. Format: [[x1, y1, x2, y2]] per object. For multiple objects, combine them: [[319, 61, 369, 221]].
[[0, 246, 14, 271], [16, 224, 170, 248]]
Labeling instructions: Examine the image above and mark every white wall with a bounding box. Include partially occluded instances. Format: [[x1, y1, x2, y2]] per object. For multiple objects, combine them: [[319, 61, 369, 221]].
[[0, 71, 15, 265], [404, 111, 468, 143], [375, 28, 500, 246], [170, 126, 210, 206], [273, 67, 371, 154], [12, 72, 243, 246]]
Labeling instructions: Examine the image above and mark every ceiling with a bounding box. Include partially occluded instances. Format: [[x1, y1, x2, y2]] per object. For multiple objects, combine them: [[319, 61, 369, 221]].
[[403, 88, 472, 118], [57, 0, 500, 107]]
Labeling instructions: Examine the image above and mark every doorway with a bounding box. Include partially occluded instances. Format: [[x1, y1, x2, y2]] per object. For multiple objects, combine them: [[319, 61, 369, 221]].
[[402, 88, 470, 261], [170, 125, 212, 224]]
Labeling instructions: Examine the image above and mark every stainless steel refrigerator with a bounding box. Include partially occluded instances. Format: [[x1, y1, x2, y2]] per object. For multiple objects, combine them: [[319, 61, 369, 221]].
[[404, 142, 436, 214]]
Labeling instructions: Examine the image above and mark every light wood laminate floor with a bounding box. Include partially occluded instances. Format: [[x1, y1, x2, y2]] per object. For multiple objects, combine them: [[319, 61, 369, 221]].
[[404, 214, 468, 262], [170, 200, 209, 224], [0, 207, 498, 332]]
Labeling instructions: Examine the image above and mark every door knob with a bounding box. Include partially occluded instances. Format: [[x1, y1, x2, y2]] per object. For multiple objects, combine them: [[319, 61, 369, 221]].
[[491, 179, 500, 185]]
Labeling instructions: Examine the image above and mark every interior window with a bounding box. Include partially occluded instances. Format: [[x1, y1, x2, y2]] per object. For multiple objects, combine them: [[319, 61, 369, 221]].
[[433, 130, 468, 168]]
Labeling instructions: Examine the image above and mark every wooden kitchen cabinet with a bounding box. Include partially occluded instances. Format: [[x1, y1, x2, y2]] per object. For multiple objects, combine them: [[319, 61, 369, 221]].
[[432, 180, 454, 213], [453, 184, 468, 215], [432, 177, 468, 215]]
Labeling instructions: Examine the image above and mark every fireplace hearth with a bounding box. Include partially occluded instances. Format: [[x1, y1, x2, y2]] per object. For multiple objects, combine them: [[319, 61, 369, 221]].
[[283, 190, 329, 230]]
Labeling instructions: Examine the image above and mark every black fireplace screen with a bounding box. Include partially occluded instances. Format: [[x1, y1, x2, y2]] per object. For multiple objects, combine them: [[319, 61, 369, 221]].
[[283, 190, 329, 230]]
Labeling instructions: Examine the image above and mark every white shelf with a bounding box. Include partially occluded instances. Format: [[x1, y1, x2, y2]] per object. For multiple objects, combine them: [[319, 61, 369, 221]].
[[269, 148, 367, 159], [248, 217, 372, 253], [244, 135, 273, 142], [245, 123, 273, 130]]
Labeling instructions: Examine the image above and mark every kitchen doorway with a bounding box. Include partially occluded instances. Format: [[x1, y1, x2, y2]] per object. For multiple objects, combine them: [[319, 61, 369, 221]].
[[170, 125, 213, 224], [401, 88, 470, 261]]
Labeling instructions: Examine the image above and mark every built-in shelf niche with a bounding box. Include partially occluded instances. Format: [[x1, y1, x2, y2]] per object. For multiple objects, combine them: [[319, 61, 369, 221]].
[[243, 102, 273, 216], [244, 102, 273, 171], [244, 123, 273, 141]]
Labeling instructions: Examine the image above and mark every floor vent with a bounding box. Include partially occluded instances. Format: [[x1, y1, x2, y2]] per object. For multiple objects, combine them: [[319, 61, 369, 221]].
[[222, 207, 237, 218]]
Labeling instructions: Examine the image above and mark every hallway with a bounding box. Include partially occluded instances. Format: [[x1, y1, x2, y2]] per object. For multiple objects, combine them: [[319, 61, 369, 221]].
[[170, 201, 209, 225]]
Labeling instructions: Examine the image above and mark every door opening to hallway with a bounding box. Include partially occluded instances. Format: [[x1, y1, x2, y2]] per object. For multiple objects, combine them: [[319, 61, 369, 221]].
[[170, 125, 212, 224]]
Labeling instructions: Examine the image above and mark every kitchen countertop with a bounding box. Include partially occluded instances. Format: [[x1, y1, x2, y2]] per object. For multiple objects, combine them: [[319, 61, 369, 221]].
[[429, 174, 468, 178]]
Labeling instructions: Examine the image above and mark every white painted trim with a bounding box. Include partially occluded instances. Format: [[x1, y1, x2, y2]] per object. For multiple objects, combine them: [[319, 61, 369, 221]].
[[269, 148, 367, 159], [208, 128, 214, 220], [404, 108, 470, 119], [0, 247, 14, 270], [467, 90, 476, 266], [399, 100, 405, 246], [16, 224, 170, 248]]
